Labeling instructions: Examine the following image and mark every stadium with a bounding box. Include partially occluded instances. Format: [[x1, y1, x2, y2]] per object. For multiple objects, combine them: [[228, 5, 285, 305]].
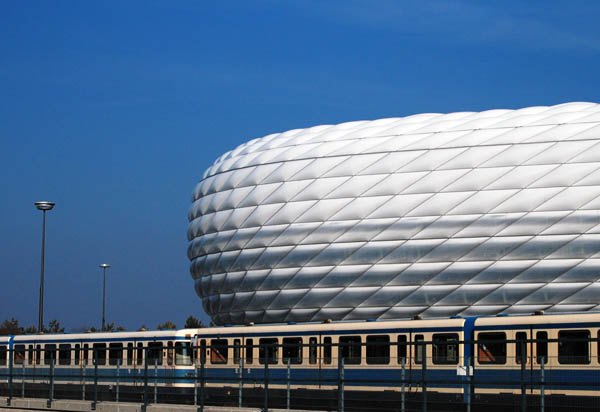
[[187, 102, 600, 326]]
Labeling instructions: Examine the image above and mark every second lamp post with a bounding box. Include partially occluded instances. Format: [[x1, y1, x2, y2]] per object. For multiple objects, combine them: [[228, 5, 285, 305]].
[[99, 263, 110, 331]]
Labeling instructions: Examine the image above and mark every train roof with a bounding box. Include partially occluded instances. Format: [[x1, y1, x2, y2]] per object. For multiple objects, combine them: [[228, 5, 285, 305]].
[[474, 312, 600, 327], [193, 317, 466, 337], [8, 328, 198, 343]]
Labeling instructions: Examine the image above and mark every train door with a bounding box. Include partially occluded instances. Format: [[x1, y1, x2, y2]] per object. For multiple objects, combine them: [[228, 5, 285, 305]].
[[164, 341, 175, 386], [511, 328, 532, 393], [134, 340, 145, 387], [241, 337, 254, 388]]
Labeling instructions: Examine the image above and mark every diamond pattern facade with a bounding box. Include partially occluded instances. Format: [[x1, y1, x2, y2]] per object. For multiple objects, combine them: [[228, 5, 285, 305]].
[[188, 102, 600, 325]]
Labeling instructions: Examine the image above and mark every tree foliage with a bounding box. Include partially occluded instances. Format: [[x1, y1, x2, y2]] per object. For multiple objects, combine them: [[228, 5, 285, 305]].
[[47, 319, 65, 333], [184, 315, 205, 329], [0, 318, 23, 335], [157, 320, 177, 330], [0, 318, 39, 335]]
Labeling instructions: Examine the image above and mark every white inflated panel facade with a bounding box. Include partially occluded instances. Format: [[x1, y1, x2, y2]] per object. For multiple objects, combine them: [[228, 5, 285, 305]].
[[188, 102, 600, 325]]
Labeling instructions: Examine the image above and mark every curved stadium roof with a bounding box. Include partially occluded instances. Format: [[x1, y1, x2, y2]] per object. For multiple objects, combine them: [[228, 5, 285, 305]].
[[188, 102, 600, 325]]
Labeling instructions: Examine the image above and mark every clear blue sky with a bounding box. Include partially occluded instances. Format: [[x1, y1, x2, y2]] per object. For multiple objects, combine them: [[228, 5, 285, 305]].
[[1, 1, 599, 332]]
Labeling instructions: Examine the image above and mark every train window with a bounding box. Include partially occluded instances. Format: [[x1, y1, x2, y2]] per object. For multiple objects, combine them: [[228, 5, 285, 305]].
[[558, 330, 590, 364], [59, 344, 71, 365], [398, 335, 407, 363], [75, 344, 80, 365], [175, 342, 192, 366], [536, 332, 548, 364], [127, 343, 133, 366], [148, 342, 163, 365], [245, 339, 253, 365], [28, 345, 34, 365], [233, 339, 241, 364], [44, 344, 57, 365], [210, 339, 228, 364], [432, 333, 459, 365], [136, 343, 144, 366], [340, 336, 362, 365], [515, 332, 527, 364], [0, 345, 6, 366], [93, 343, 106, 365], [109, 343, 123, 366], [477, 332, 506, 364], [323, 337, 332, 364], [14, 344, 26, 365], [366, 335, 390, 365], [309, 337, 317, 365], [83, 344, 89, 365], [282, 337, 302, 365], [259, 338, 278, 365], [414, 335, 424, 364], [167, 342, 173, 366], [36, 345, 41, 365]]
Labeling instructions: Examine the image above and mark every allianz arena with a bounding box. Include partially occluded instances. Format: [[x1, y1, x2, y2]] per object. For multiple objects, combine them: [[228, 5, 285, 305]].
[[188, 102, 600, 325]]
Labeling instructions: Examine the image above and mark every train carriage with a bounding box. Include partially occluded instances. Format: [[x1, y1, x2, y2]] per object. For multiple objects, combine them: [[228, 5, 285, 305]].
[[193, 317, 467, 393], [1, 329, 197, 389], [473, 313, 600, 397]]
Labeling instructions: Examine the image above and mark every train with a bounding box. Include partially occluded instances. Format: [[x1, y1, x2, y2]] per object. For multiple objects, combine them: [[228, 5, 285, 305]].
[[1, 312, 599, 410]]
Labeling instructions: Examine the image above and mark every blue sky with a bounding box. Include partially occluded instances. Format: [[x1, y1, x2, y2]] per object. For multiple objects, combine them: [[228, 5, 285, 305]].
[[1, 1, 599, 331]]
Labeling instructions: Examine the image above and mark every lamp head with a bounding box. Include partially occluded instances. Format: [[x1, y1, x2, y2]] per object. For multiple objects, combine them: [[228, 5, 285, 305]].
[[100, 264, 110, 269], [35, 201, 55, 211]]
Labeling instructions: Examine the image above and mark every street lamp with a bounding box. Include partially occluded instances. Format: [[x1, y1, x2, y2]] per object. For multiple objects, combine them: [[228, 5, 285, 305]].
[[35, 201, 55, 334], [99, 263, 110, 331]]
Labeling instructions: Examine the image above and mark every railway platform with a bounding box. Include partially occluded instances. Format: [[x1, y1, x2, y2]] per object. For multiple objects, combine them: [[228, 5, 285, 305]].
[[0, 397, 320, 412]]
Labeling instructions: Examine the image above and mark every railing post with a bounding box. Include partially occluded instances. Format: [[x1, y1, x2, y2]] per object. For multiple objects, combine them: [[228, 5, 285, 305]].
[[48, 355, 55, 408], [521, 340, 527, 412], [421, 344, 427, 412], [92, 353, 98, 411], [540, 356, 545, 412], [263, 349, 269, 412], [194, 357, 198, 406], [21, 361, 25, 398], [7, 348, 13, 406], [116, 359, 120, 403], [153, 359, 158, 404], [466, 355, 471, 412], [142, 350, 149, 412], [401, 357, 406, 412], [199, 350, 205, 412], [81, 360, 85, 401], [239, 354, 243, 408], [337, 344, 344, 412], [286, 358, 291, 410]]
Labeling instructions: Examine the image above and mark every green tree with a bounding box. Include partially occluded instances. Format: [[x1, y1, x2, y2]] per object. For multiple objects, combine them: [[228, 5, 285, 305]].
[[184, 315, 204, 329], [157, 320, 177, 330]]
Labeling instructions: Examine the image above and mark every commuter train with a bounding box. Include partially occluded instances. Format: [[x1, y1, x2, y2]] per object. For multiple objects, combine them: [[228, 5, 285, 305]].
[[1, 312, 599, 408]]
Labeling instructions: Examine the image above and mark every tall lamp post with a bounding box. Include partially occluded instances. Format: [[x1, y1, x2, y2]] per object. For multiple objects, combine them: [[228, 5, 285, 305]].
[[35, 201, 55, 334], [99, 263, 110, 331]]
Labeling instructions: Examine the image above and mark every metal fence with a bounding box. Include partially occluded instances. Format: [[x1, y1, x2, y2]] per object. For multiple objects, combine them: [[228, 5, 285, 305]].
[[1, 338, 599, 412]]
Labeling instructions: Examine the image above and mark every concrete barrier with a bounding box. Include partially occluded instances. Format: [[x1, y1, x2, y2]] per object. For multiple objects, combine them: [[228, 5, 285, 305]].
[[0, 397, 320, 412]]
